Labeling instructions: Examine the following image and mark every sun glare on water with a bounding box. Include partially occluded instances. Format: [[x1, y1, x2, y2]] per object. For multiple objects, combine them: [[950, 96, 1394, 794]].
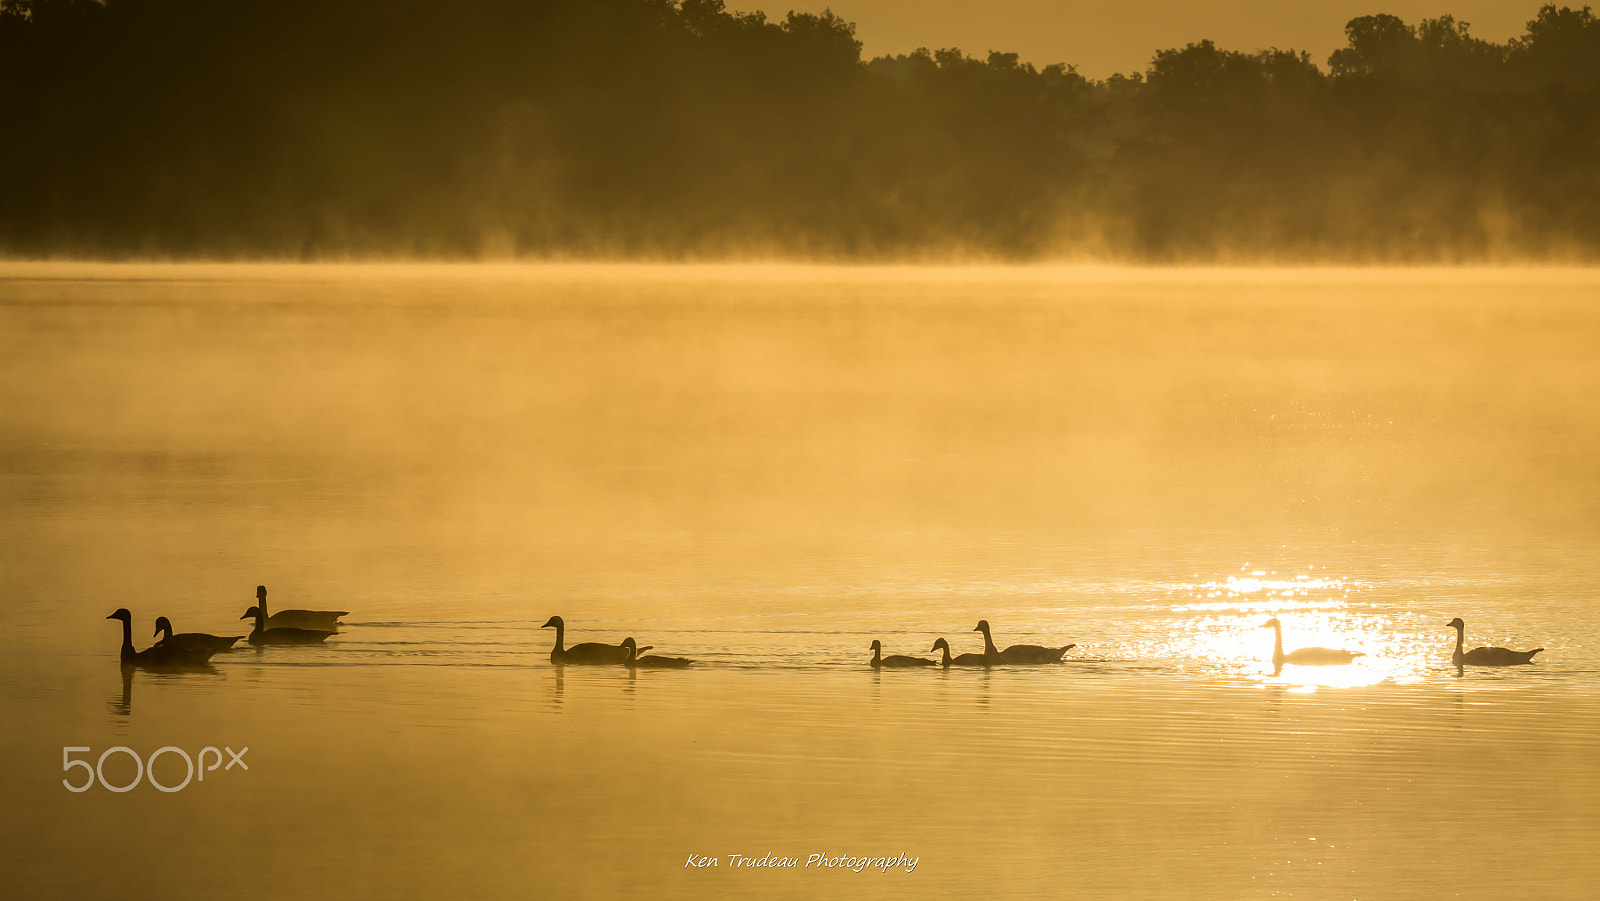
[[1145, 567, 1425, 690]]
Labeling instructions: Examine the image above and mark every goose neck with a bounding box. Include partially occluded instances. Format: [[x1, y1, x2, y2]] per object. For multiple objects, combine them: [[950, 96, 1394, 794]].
[[978, 625, 998, 657]]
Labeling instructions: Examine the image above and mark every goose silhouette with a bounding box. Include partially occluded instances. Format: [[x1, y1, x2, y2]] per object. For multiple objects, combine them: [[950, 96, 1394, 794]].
[[931, 637, 989, 667], [869, 640, 935, 668], [1446, 618, 1542, 666], [153, 616, 242, 654], [542, 616, 629, 664], [1262, 617, 1363, 672], [241, 605, 333, 646], [253, 586, 346, 631], [106, 609, 214, 667], [972, 620, 1075, 664], [620, 637, 693, 668]]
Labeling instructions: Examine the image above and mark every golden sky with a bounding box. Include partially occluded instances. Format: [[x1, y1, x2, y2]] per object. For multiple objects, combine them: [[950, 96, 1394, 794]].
[[823, 0, 1535, 77]]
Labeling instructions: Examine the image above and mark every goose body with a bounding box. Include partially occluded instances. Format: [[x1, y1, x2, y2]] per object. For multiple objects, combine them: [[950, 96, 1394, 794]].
[[1262, 618, 1363, 671], [1000, 643, 1076, 664], [869, 640, 935, 668], [242, 605, 334, 646], [931, 637, 990, 667], [265, 610, 347, 630], [106, 609, 214, 668], [973, 620, 1075, 664], [153, 616, 242, 654], [620, 637, 693, 668], [1447, 618, 1542, 666], [542, 616, 629, 664], [255, 586, 346, 631]]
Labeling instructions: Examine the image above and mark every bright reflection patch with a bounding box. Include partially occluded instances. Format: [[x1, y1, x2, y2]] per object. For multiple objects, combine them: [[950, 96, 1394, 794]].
[[1130, 568, 1435, 689]]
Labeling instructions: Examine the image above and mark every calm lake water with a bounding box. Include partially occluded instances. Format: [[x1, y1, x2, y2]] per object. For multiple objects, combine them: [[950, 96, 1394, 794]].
[[2, 263, 1597, 899]]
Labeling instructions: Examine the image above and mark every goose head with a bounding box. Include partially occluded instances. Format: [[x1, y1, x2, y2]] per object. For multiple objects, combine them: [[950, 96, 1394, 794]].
[[106, 608, 132, 622], [256, 585, 267, 601], [241, 605, 261, 620], [931, 637, 950, 653], [620, 636, 637, 662], [153, 616, 173, 638], [1445, 617, 1465, 629], [1261, 617, 1282, 630], [870, 640, 883, 652], [972, 620, 991, 635], [541, 615, 563, 630]]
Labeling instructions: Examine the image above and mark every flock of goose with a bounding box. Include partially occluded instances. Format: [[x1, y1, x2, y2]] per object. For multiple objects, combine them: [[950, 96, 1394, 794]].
[[105, 590, 1547, 674], [106, 586, 347, 668], [868, 620, 1076, 668], [542, 616, 692, 667], [541, 613, 1541, 673]]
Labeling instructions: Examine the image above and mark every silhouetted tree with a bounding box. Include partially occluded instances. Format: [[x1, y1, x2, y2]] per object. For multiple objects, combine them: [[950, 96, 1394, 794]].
[[1513, 4, 1600, 86], [0, 1, 1597, 260]]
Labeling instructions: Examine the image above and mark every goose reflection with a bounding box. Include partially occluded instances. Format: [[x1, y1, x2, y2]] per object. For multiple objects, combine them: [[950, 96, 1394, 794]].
[[109, 664, 134, 716]]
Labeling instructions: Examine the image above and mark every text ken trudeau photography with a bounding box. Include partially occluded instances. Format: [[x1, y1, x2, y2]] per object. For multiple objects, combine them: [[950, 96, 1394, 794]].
[[686, 852, 919, 873]]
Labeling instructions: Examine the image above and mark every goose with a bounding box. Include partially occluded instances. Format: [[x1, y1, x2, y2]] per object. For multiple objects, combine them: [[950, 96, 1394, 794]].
[[1446, 618, 1542, 666], [253, 586, 347, 631], [869, 640, 936, 668], [241, 605, 334, 646], [106, 609, 214, 667], [931, 637, 990, 667], [620, 637, 693, 668], [153, 616, 243, 654], [1262, 617, 1363, 671], [972, 620, 1076, 664], [542, 615, 629, 664]]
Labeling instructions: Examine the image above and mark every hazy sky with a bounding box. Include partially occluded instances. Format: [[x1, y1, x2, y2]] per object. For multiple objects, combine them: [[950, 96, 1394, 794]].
[[799, 1, 1538, 78]]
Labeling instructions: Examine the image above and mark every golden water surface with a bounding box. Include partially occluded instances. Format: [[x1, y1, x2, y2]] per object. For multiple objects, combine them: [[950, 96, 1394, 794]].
[[1, 264, 1597, 898]]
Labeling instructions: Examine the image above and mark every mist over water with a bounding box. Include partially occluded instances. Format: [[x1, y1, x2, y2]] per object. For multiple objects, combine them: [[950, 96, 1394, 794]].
[[2, 264, 1598, 898]]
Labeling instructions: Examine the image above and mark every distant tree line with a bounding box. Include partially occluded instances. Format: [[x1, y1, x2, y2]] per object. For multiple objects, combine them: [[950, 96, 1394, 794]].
[[1, 0, 1597, 260]]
